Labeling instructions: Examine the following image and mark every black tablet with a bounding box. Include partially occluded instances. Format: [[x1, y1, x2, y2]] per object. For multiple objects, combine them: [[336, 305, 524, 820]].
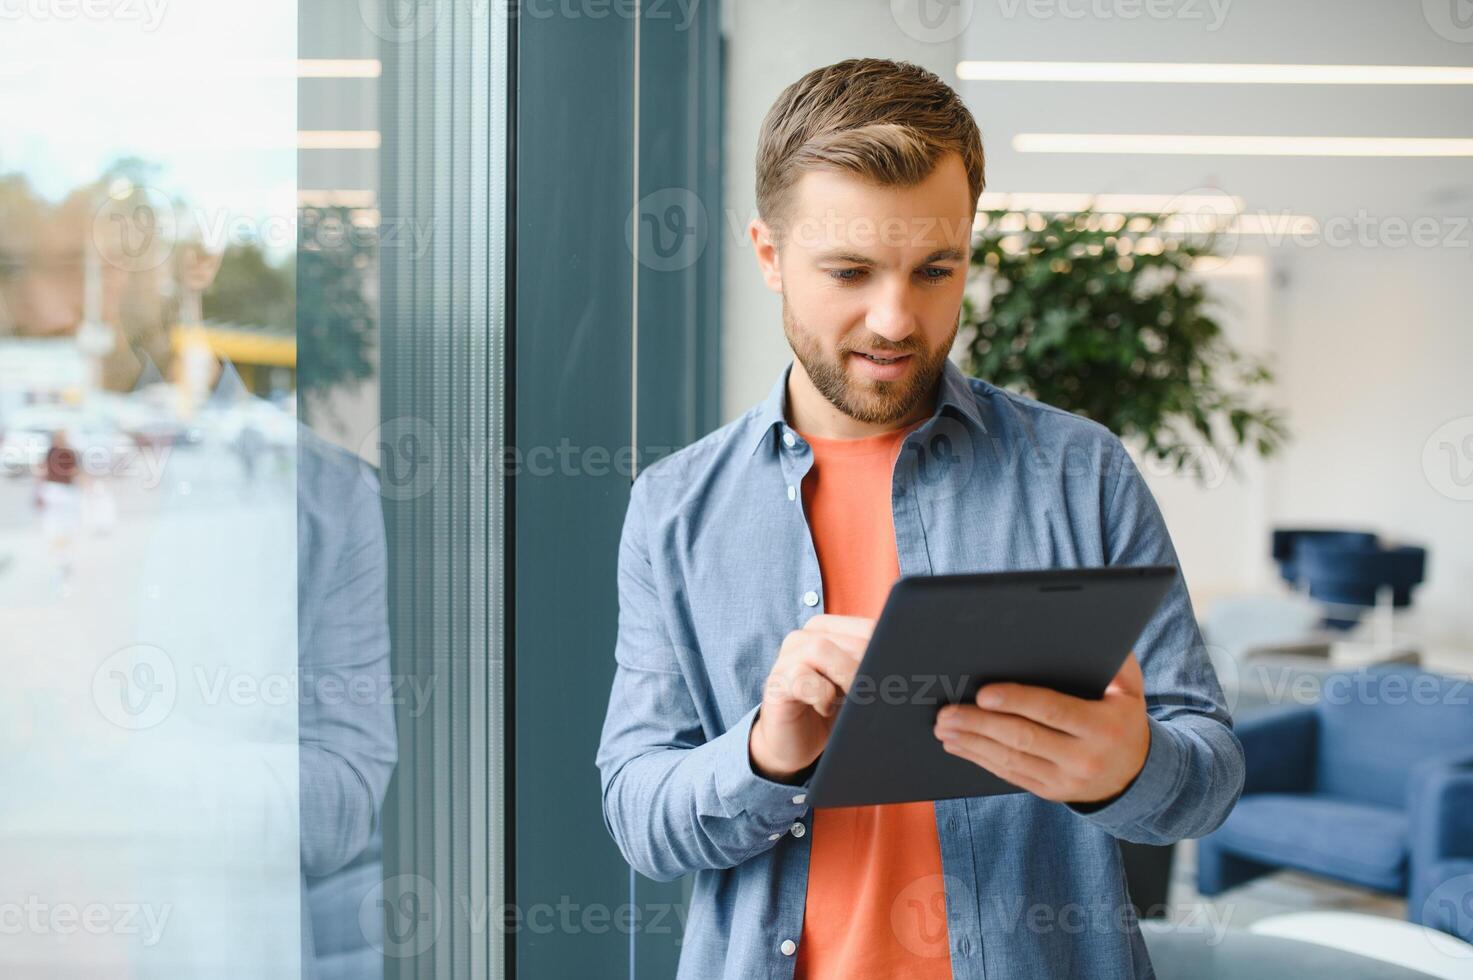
[[807, 565, 1177, 808]]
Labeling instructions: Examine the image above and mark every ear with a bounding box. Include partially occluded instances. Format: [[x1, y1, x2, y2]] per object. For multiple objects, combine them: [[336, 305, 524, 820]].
[[748, 218, 783, 294]]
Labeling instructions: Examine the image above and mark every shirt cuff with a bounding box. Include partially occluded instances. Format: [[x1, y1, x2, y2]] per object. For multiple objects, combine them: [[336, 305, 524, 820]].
[[710, 704, 815, 826], [1066, 715, 1184, 836]]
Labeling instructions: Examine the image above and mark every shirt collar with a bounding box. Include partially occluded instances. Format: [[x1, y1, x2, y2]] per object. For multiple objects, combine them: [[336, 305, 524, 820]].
[[747, 356, 987, 457]]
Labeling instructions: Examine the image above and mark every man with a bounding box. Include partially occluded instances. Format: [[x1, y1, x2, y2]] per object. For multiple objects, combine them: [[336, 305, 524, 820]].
[[596, 58, 1243, 979]]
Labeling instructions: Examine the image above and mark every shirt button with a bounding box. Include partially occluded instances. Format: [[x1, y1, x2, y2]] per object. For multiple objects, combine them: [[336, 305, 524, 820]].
[[782, 432, 796, 448], [791, 793, 806, 805], [786, 485, 796, 501], [767, 832, 782, 841], [802, 590, 819, 607], [791, 821, 806, 838], [780, 939, 797, 956]]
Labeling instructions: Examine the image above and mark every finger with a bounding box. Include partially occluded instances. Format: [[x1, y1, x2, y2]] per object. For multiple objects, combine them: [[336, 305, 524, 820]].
[[951, 753, 1057, 799], [937, 706, 1073, 761], [999, 769, 1057, 800], [820, 632, 869, 658], [974, 683, 1090, 736], [777, 627, 865, 669], [766, 660, 840, 708], [1105, 651, 1145, 698], [802, 631, 867, 669], [784, 669, 842, 717], [799, 638, 863, 693], [939, 732, 1062, 787], [803, 614, 876, 640]]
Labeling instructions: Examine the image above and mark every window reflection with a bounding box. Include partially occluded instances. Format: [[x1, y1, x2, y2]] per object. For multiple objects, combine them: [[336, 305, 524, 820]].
[[0, 14, 392, 978]]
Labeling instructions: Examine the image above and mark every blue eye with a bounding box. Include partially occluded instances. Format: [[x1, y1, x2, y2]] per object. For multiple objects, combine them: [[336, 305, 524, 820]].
[[919, 266, 955, 282], [829, 268, 865, 283]]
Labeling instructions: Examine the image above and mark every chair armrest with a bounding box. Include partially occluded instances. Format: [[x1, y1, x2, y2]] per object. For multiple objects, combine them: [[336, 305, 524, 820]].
[[1409, 746, 1473, 865], [1236, 705, 1318, 796]]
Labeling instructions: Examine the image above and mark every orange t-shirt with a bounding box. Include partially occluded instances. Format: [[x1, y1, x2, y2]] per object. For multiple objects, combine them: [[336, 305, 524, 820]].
[[792, 420, 953, 980]]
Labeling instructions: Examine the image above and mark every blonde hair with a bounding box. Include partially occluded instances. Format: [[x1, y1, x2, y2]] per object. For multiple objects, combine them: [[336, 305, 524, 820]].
[[755, 58, 985, 228]]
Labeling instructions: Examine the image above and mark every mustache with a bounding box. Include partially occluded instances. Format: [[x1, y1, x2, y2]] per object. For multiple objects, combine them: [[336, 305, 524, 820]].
[[842, 345, 921, 356]]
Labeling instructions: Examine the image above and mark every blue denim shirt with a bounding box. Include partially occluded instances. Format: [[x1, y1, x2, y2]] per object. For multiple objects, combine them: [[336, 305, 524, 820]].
[[595, 358, 1244, 980]]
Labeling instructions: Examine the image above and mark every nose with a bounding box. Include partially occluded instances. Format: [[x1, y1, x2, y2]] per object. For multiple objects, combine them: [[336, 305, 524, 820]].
[[863, 277, 919, 344]]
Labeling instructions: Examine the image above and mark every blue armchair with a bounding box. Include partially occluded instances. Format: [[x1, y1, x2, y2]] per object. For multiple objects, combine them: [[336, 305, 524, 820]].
[[1197, 667, 1473, 941], [1408, 746, 1473, 943]]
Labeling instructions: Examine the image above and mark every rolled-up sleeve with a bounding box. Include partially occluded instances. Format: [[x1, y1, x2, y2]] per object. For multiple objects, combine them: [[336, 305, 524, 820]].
[[1069, 442, 1246, 844], [595, 474, 811, 882]]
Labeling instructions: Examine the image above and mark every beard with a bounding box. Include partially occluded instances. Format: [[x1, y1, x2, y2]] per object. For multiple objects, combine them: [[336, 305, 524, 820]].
[[782, 295, 957, 426]]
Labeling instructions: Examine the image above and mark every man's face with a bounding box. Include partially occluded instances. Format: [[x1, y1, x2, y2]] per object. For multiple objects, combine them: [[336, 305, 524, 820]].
[[754, 151, 973, 426]]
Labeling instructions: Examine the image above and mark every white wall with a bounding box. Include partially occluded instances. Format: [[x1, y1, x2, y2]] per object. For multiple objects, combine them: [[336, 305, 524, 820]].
[[1267, 245, 1473, 649], [1136, 258, 1273, 609], [720, 0, 1473, 648]]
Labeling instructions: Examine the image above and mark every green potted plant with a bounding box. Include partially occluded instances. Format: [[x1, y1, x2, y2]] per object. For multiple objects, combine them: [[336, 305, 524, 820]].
[[961, 208, 1287, 482], [962, 207, 1289, 913]]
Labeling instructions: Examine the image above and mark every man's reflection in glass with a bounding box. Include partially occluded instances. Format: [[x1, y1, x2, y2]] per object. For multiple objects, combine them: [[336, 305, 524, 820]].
[[297, 424, 396, 980], [1, 172, 398, 977]]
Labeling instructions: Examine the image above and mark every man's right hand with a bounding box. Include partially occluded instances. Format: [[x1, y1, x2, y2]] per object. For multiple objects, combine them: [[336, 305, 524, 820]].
[[748, 614, 874, 782]]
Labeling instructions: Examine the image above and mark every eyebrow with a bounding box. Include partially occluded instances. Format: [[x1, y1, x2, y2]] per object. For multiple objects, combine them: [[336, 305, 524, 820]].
[[813, 247, 967, 267]]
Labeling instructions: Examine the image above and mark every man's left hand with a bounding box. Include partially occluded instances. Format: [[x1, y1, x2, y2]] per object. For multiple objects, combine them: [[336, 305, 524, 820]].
[[933, 652, 1150, 805]]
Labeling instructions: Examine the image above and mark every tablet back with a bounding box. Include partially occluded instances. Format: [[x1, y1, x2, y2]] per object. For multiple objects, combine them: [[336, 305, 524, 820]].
[[807, 565, 1176, 807]]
